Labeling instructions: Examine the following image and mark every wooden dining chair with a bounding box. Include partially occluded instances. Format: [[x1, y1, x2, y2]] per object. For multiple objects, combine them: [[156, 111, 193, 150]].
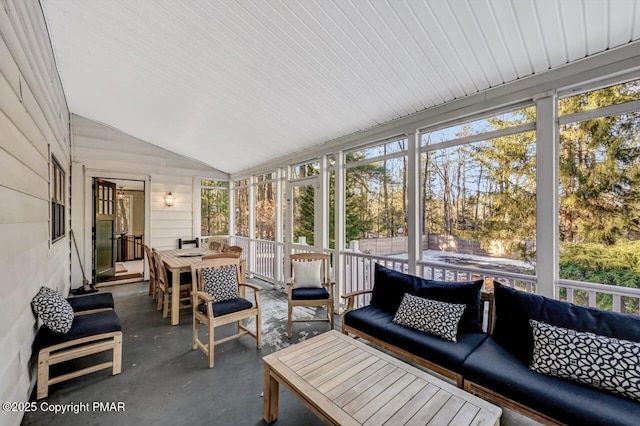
[[224, 245, 243, 257], [143, 245, 157, 299], [208, 241, 222, 252], [191, 257, 261, 368], [153, 251, 191, 318], [178, 238, 199, 249], [287, 253, 334, 338]]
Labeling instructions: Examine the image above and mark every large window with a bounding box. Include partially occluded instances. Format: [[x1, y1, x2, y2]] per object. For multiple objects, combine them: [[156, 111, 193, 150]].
[[234, 179, 249, 237], [255, 173, 276, 240], [201, 180, 229, 236], [51, 156, 65, 242], [345, 137, 408, 255], [558, 80, 640, 311], [420, 107, 536, 273]]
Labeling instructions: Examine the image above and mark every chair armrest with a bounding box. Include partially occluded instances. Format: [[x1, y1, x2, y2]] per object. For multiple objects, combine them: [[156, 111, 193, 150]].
[[341, 289, 373, 300], [193, 290, 213, 304], [341, 289, 373, 313], [238, 282, 262, 292]]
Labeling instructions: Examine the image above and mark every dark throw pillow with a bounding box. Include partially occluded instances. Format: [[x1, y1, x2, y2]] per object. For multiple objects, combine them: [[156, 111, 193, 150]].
[[202, 265, 239, 303]]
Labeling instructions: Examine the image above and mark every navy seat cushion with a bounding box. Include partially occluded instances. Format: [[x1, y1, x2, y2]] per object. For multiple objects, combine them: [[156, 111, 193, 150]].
[[370, 263, 484, 333], [33, 310, 122, 353], [67, 293, 114, 312], [197, 298, 253, 317], [292, 287, 330, 300], [492, 283, 640, 364], [463, 338, 640, 426], [344, 305, 487, 373]]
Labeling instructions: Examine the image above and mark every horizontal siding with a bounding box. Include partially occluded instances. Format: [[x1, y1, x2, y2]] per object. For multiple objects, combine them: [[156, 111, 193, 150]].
[[0, 2, 70, 425], [71, 114, 226, 256]]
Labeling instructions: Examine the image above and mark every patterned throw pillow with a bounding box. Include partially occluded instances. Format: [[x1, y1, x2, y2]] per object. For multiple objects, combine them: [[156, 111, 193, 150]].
[[202, 265, 239, 303], [31, 286, 74, 334], [392, 293, 466, 342], [530, 320, 640, 402]]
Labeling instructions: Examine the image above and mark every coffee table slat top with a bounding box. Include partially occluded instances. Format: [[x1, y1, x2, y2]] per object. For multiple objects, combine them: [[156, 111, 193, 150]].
[[263, 330, 501, 426]]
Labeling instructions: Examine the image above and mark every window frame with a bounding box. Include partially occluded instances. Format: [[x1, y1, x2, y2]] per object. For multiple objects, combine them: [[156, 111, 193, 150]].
[[51, 155, 66, 243]]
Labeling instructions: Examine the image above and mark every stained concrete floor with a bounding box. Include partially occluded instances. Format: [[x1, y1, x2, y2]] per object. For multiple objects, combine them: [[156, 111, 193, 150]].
[[22, 280, 540, 426]]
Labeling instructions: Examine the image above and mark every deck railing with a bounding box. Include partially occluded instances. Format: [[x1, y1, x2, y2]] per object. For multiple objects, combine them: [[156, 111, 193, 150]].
[[227, 237, 640, 316]]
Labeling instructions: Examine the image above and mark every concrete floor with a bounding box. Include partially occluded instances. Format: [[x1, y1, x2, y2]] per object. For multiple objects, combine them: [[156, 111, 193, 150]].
[[22, 280, 540, 426]]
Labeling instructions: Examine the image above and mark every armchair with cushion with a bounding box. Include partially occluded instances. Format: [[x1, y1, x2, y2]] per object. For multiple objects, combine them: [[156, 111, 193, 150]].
[[190, 258, 262, 368], [287, 253, 334, 338]]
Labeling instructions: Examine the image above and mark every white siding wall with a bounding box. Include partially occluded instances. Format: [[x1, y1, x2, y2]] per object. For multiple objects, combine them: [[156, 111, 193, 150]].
[[71, 115, 226, 274], [0, 1, 70, 425]]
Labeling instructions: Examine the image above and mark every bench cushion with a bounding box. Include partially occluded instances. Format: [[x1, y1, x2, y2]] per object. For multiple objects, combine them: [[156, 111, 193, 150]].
[[344, 305, 487, 374], [492, 283, 640, 364], [463, 338, 640, 426], [67, 293, 114, 312], [33, 310, 122, 353]]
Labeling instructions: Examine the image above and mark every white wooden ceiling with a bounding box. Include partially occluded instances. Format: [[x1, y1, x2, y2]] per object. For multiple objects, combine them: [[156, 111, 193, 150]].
[[41, 0, 640, 175]]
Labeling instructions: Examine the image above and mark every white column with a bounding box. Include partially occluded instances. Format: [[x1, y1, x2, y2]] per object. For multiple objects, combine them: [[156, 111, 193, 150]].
[[407, 131, 421, 275], [334, 151, 346, 312], [275, 168, 284, 287], [535, 92, 559, 298], [317, 156, 329, 251], [248, 175, 256, 277]]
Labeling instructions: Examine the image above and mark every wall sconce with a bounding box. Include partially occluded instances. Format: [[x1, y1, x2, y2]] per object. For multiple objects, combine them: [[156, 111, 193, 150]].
[[164, 192, 175, 207], [116, 186, 125, 199]]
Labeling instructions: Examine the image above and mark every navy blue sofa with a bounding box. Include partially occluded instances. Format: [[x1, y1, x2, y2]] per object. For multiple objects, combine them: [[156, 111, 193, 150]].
[[462, 283, 640, 426], [342, 264, 487, 387]]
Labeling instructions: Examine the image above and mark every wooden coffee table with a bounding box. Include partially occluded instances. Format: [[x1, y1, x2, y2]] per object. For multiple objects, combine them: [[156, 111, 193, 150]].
[[263, 330, 501, 425]]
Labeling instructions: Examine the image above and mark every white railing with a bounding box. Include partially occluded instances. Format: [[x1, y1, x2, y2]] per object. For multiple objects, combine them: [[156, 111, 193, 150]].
[[558, 279, 640, 315], [341, 251, 640, 316], [229, 237, 640, 316]]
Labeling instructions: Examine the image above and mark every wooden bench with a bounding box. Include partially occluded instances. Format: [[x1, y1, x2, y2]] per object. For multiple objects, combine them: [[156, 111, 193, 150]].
[[33, 310, 122, 399]]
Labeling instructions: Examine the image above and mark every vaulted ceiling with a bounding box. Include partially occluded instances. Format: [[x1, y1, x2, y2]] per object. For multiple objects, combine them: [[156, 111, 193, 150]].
[[41, 0, 640, 175]]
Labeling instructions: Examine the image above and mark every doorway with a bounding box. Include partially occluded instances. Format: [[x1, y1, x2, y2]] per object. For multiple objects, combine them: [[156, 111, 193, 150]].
[[93, 178, 145, 285]]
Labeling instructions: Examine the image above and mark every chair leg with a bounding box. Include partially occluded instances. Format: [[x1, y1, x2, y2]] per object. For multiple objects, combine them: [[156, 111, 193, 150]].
[[162, 290, 170, 319], [36, 351, 50, 399], [256, 312, 262, 349], [113, 333, 123, 374], [208, 321, 215, 368], [156, 289, 163, 311], [328, 303, 334, 331], [192, 315, 199, 351], [287, 304, 293, 339]]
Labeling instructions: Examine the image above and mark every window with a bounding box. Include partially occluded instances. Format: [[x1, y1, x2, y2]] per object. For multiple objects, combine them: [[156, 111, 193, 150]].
[[234, 179, 249, 237], [255, 173, 276, 240], [345, 137, 409, 254], [201, 180, 229, 236], [558, 80, 640, 311], [420, 107, 536, 278], [51, 156, 65, 241]]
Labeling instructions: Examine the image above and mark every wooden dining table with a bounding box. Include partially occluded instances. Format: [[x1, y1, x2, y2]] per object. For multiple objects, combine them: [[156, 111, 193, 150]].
[[157, 248, 245, 325]]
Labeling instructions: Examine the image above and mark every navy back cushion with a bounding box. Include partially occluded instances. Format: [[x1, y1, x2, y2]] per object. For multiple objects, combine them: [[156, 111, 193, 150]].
[[370, 263, 422, 314], [370, 264, 484, 333], [417, 279, 484, 333], [493, 282, 640, 364]]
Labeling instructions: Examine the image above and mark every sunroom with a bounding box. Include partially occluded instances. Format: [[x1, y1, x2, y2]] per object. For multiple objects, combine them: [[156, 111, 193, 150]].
[[2, 1, 640, 425]]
